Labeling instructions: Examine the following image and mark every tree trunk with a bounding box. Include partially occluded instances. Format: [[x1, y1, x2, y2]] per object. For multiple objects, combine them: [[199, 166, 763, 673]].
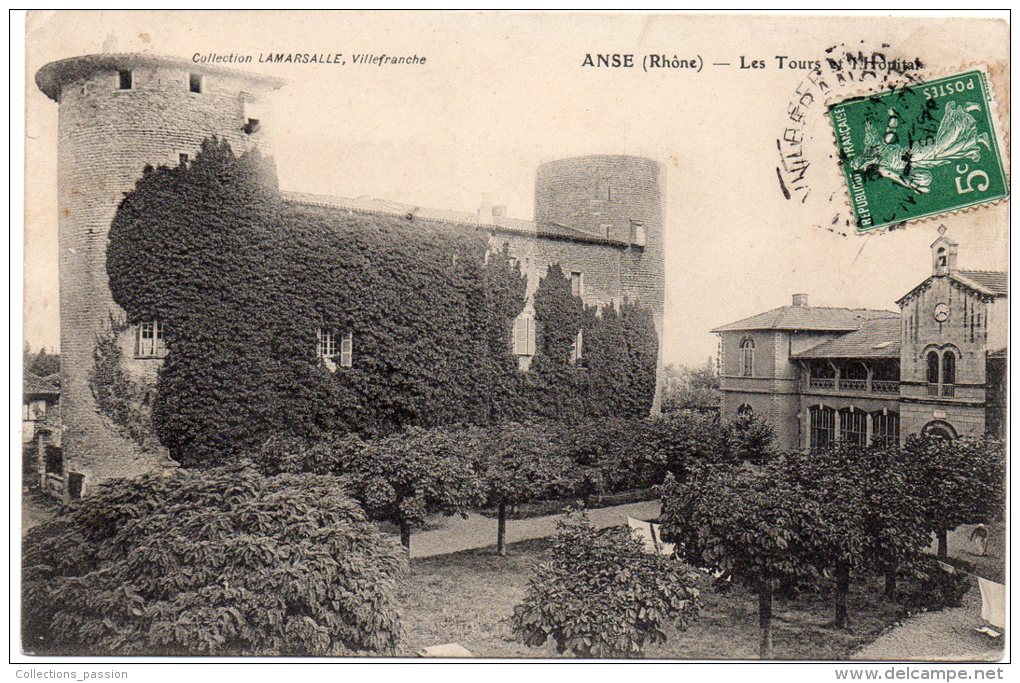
[[835, 560, 850, 628], [758, 579, 773, 659], [497, 502, 507, 556], [884, 566, 897, 600], [937, 528, 948, 558], [399, 520, 411, 558]]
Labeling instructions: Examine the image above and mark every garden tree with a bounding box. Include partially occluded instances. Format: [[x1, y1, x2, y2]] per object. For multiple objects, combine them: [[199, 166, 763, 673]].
[[22, 465, 406, 656], [784, 445, 933, 624], [335, 425, 485, 554], [647, 409, 736, 478], [731, 412, 775, 465], [661, 363, 720, 413], [858, 446, 933, 600], [24, 343, 60, 377], [782, 447, 867, 628], [658, 464, 817, 659], [479, 422, 578, 555], [904, 435, 1006, 558], [512, 510, 701, 658]]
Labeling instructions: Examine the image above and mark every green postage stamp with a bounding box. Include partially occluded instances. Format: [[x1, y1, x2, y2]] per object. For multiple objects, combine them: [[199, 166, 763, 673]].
[[828, 69, 1008, 232]]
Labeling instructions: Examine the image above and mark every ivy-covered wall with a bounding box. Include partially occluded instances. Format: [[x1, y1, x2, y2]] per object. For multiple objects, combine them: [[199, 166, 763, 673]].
[[107, 138, 657, 466]]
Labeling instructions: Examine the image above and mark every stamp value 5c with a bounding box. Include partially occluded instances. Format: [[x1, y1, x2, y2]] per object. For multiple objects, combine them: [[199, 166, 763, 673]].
[[828, 69, 1008, 232]]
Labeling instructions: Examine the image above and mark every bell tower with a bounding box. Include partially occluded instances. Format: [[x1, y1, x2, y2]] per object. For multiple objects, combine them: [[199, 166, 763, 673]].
[[931, 225, 959, 277]]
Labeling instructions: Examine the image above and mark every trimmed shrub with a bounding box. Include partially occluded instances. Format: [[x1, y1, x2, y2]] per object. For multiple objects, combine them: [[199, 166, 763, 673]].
[[22, 465, 406, 656], [647, 410, 737, 477], [512, 511, 701, 658], [894, 556, 971, 611], [559, 417, 662, 495]]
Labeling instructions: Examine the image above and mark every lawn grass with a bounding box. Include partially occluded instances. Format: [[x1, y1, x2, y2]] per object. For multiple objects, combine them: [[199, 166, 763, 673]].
[[395, 537, 907, 659]]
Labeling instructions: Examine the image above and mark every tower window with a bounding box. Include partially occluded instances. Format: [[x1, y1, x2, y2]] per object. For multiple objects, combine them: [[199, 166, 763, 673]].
[[570, 271, 584, 297], [630, 220, 647, 247], [118, 70, 133, 90], [189, 73, 203, 93]]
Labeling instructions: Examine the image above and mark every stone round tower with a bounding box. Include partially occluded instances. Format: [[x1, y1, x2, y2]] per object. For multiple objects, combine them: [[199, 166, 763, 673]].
[[36, 53, 284, 497], [534, 155, 667, 410]]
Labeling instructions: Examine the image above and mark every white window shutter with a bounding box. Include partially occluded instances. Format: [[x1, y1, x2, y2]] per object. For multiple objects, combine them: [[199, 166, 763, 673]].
[[527, 318, 536, 356], [340, 331, 353, 367], [514, 317, 527, 355]]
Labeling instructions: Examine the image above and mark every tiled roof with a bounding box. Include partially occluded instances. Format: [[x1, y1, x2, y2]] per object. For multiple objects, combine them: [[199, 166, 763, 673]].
[[792, 317, 902, 359], [955, 270, 1007, 296], [24, 372, 59, 397], [280, 191, 629, 247], [711, 306, 898, 333]]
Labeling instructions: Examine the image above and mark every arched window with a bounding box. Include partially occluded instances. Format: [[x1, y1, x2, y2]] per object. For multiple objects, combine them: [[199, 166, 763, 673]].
[[936, 247, 947, 268], [926, 350, 940, 385], [871, 410, 900, 448], [809, 405, 836, 451], [839, 407, 867, 448], [922, 421, 957, 440], [740, 338, 754, 377], [942, 351, 956, 385], [737, 404, 753, 417]]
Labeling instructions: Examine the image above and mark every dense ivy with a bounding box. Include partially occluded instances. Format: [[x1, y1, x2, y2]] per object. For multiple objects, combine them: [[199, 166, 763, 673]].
[[88, 314, 157, 450], [22, 465, 406, 656], [107, 138, 658, 466]]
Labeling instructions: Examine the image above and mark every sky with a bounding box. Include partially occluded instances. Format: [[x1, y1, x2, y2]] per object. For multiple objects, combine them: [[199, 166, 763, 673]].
[[23, 11, 1009, 367]]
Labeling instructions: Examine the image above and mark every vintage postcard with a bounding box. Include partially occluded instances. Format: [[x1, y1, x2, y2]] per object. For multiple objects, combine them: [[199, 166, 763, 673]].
[[16, 10, 1009, 670]]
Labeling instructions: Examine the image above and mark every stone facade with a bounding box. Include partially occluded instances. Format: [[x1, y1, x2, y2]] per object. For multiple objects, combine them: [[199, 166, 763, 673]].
[[36, 53, 666, 496]]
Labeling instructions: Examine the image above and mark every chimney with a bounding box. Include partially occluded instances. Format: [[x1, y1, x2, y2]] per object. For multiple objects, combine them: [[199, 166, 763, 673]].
[[792, 293, 809, 307], [102, 32, 118, 54], [477, 194, 493, 225]]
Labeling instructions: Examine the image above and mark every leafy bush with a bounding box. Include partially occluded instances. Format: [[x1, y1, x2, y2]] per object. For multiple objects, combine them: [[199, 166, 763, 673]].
[[22, 465, 406, 656], [512, 511, 701, 658], [559, 417, 662, 494], [894, 556, 971, 612], [647, 410, 737, 477], [731, 412, 775, 464]]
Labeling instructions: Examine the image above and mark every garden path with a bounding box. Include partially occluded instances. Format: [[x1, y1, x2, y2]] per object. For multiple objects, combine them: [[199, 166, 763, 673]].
[[408, 500, 661, 559], [853, 524, 1005, 662]]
